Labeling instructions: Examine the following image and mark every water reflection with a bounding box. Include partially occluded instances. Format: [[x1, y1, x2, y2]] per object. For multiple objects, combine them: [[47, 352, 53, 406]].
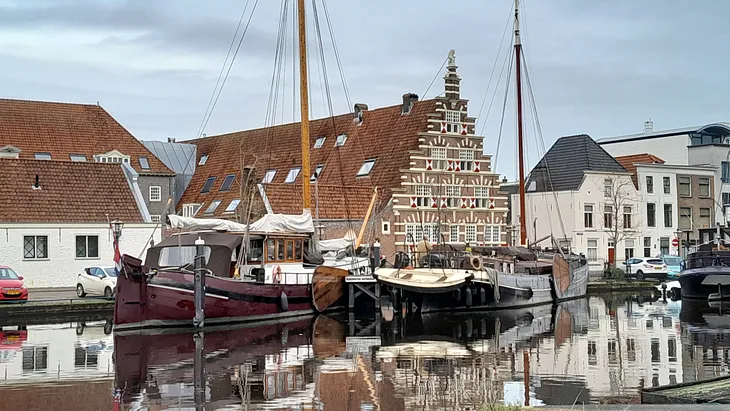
[[4, 293, 730, 409]]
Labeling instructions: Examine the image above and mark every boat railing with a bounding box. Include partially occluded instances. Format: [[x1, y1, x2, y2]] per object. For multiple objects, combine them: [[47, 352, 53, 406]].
[[684, 255, 730, 270], [279, 272, 314, 285]]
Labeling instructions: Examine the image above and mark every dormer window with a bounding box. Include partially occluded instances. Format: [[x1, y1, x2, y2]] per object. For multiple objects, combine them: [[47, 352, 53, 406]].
[[314, 137, 326, 148], [69, 154, 86, 162], [220, 174, 235, 191], [34, 152, 51, 160], [335, 134, 347, 147], [199, 154, 209, 165], [262, 169, 277, 183], [225, 199, 241, 212], [0, 145, 20, 159], [94, 150, 130, 164], [311, 164, 325, 182], [204, 200, 221, 214], [357, 159, 376, 176], [139, 156, 151, 170], [201, 176, 216, 193], [285, 167, 301, 184]]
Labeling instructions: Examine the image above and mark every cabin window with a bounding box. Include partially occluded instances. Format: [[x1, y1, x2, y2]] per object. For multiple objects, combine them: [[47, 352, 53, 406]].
[[158, 246, 211, 267], [267, 239, 276, 261], [249, 240, 263, 261], [286, 240, 294, 260], [277, 240, 285, 260], [295, 240, 303, 260]]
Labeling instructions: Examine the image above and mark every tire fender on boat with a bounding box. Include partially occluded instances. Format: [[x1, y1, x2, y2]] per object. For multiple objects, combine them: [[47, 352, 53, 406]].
[[464, 287, 473, 307], [279, 291, 289, 312]]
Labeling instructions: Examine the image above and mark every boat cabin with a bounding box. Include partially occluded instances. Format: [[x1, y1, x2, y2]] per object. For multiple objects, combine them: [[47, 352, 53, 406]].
[[683, 250, 730, 270]]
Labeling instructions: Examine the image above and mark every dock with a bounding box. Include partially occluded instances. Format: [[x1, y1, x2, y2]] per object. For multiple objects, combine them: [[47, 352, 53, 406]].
[[641, 375, 730, 404]]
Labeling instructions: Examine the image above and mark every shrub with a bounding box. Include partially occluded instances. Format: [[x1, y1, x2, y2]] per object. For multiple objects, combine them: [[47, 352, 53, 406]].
[[603, 266, 626, 280]]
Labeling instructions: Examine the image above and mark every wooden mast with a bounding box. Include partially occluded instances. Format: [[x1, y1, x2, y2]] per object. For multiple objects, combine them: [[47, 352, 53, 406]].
[[298, 0, 311, 211], [514, 0, 527, 246]]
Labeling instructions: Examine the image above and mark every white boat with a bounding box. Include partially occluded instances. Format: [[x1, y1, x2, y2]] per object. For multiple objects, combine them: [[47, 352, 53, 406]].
[[373, 267, 474, 294]]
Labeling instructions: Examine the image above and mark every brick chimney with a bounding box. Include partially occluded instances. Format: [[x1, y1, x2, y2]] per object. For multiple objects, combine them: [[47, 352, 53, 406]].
[[401, 93, 418, 114]]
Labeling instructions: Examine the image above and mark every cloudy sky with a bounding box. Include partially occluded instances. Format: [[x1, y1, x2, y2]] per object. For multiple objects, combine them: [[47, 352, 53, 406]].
[[1, 0, 728, 179]]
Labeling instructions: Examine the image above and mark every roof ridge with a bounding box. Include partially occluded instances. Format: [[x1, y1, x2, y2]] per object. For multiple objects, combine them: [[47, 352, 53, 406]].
[[0, 97, 98, 107]]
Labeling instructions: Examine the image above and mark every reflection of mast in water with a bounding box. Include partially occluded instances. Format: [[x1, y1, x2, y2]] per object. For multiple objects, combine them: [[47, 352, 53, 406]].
[[193, 331, 205, 411]]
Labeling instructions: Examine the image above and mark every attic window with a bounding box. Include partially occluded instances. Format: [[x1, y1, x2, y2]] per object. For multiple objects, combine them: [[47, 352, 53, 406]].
[[220, 174, 235, 191], [314, 137, 326, 148], [34, 152, 51, 160], [204, 200, 221, 214], [285, 167, 301, 184], [357, 159, 376, 177], [201, 176, 216, 193], [262, 169, 277, 183], [199, 154, 209, 165], [69, 154, 86, 162], [335, 134, 347, 147], [139, 156, 151, 170], [311, 164, 325, 182], [225, 199, 241, 212]]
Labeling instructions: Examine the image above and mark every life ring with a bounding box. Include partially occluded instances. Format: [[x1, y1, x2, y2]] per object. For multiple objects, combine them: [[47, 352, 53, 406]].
[[467, 255, 483, 271], [272, 265, 282, 284]]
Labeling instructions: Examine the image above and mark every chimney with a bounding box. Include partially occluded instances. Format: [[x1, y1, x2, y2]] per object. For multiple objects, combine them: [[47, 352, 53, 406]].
[[32, 174, 41, 190], [401, 93, 419, 114], [168, 137, 177, 143], [354, 103, 368, 123], [644, 118, 654, 134]]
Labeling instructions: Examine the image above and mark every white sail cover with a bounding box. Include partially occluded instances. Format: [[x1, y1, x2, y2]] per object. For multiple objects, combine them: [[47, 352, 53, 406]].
[[168, 212, 314, 234], [317, 238, 353, 252]]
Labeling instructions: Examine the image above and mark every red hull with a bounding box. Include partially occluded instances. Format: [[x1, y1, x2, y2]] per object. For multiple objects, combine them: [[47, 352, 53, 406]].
[[114, 256, 314, 330]]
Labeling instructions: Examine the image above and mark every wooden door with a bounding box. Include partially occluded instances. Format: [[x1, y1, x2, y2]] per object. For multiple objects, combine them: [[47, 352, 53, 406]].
[[608, 247, 615, 265]]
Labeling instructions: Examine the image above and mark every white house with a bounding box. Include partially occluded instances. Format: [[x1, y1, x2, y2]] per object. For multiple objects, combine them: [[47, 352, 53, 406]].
[[0, 159, 161, 288], [597, 120, 730, 226]]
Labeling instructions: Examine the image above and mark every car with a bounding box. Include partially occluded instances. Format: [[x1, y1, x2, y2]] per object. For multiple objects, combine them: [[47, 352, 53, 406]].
[[622, 257, 668, 280], [76, 267, 117, 298], [659, 255, 683, 279], [0, 266, 28, 303]]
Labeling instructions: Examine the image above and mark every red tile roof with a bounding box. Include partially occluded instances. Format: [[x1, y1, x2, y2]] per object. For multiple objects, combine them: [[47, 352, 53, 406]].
[[614, 153, 665, 188], [178, 99, 436, 219], [0, 158, 144, 223], [0, 98, 173, 175]]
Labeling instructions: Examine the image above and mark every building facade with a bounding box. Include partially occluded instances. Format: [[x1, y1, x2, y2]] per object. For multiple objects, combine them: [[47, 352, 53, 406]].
[[176, 52, 508, 259]]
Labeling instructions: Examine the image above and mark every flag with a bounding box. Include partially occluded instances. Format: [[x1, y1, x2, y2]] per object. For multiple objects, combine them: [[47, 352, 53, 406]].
[[113, 236, 122, 275]]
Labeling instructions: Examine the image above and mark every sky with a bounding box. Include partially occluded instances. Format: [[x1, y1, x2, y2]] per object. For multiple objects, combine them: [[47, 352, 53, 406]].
[[1, 0, 729, 179]]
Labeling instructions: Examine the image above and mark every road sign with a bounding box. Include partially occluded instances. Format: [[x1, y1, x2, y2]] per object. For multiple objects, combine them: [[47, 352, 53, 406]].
[[672, 238, 679, 247]]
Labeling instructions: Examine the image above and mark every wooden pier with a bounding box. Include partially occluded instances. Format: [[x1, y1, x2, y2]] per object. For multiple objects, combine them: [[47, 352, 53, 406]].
[[345, 273, 380, 311]]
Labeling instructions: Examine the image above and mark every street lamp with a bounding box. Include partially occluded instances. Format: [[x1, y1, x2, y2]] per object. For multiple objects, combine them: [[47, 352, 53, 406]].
[[111, 220, 124, 241]]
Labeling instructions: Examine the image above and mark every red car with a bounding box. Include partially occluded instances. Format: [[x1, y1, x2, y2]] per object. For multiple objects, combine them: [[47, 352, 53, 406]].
[[0, 266, 28, 303]]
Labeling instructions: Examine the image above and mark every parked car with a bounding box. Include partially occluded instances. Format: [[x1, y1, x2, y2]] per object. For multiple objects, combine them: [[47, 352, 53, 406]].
[[76, 267, 117, 298], [659, 255, 683, 279], [622, 257, 668, 280], [0, 266, 28, 303]]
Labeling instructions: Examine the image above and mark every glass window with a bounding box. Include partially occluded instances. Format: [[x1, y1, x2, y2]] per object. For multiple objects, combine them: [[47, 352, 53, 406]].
[[267, 239, 275, 261], [286, 241, 294, 260], [262, 169, 277, 184], [645, 176, 653, 194], [450, 225, 459, 243], [465, 224, 477, 243], [295, 240, 302, 260], [314, 137, 326, 148], [204, 200, 221, 214], [587, 239, 598, 261], [158, 246, 211, 266], [277, 240, 285, 260], [643, 237, 651, 257], [430, 147, 447, 170], [584, 204, 594, 228], [663, 204, 672, 228], [149, 186, 162, 202], [723, 162, 730, 183], [311, 164, 325, 182], [679, 207, 692, 229], [647, 203, 656, 227], [220, 174, 235, 191], [699, 177, 710, 197], [75, 235, 99, 258], [335, 134, 347, 146], [139, 156, 151, 170], [604, 205, 613, 229], [623, 206, 633, 229], [663, 177, 670, 194], [201, 177, 216, 193], [198, 154, 208, 165], [603, 179, 613, 197], [225, 199, 241, 212], [23, 236, 48, 259], [678, 176, 691, 196], [285, 167, 300, 184], [357, 159, 376, 176], [34, 152, 51, 160], [69, 154, 86, 162], [699, 207, 711, 228]]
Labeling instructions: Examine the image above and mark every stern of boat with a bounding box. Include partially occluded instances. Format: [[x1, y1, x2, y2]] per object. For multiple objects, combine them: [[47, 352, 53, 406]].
[[113, 254, 149, 327]]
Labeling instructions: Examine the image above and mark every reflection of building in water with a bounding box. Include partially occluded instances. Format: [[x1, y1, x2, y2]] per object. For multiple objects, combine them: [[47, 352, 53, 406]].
[[679, 300, 730, 383]]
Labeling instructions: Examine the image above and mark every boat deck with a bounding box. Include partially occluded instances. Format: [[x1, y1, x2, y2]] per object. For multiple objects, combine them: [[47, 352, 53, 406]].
[[641, 375, 730, 404]]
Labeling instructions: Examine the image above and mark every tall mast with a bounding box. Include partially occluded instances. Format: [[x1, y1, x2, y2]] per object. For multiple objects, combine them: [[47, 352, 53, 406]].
[[514, 0, 527, 246], [298, 0, 311, 211]]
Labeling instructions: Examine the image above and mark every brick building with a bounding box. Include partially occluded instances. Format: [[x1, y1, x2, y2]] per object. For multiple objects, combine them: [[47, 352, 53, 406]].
[[177, 52, 509, 258]]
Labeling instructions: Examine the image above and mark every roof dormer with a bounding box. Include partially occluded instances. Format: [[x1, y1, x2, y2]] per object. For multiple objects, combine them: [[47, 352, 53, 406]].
[[0, 145, 20, 159]]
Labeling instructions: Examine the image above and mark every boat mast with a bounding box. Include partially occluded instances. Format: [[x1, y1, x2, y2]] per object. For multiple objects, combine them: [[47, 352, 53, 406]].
[[298, 0, 311, 212], [514, 0, 527, 246]]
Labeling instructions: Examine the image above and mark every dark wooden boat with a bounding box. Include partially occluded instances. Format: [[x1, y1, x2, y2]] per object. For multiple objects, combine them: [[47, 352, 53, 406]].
[[678, 250, 730, 299]]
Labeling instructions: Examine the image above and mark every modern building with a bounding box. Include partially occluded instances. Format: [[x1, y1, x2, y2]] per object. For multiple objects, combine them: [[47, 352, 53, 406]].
[[596, 120, 730, 227], [176, 52, 509, 258], [142, 138, 197, 207], [0, 98, 176, 223], [0, 159, 161, 288]]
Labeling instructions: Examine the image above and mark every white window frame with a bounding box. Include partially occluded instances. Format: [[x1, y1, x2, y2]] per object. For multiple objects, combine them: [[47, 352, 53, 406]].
[[405, 223, 440, 244], [430, 147, 447, 170], [262, 169, 277, 184], [285, 167, 301, 184], [182, 203, 201, 217], [335, 134, 347, 147], [414, 185, 432, 207], [357, 159, 376, 177], [204, 200, 221, 214], [445, 185, 461, 207], [149, 185, 162, 202], [34, 152, 51, 160], [75, 235, 99, 259], [139, 156, 151, 170], [459, 149, 474, 171], [69, 154, 86, 162], [450, 225, 459, 243], [587, 239, 598, 261], [23, 235, 49, 260], [603, 178, 613, 198], [485, 225, 501, 244], [381, 220, 390, 235], [225, 199, 241, 213], [465, 224, 477, 243], [584, 204, 594, 228], [474, 186, 490, 208], [314, 137, 326, 148], [199, 154, 209, 165], [445, 110, 461, 133], [311, 164, 325, 182]]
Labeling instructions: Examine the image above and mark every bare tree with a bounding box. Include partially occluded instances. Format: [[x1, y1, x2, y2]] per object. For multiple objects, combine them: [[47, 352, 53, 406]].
[[595, 177, 643, 263]]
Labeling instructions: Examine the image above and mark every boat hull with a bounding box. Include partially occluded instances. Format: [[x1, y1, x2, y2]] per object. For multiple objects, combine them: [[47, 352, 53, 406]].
[[678, 267, 730, 299]]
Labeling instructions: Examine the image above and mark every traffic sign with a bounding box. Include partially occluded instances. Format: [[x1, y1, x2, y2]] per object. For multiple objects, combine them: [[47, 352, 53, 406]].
[[671, 238, 679, 247]]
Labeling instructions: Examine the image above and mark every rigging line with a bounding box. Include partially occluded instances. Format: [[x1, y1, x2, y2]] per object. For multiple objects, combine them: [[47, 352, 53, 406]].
[[199, 0, 261, 138], [292, 0, 297, 124], [420, 57, 448, 100], [522, 48, 568, 239], [321, 0, 352, 110], [280, 0, 290, 125], [195, 0, 252, 139], [491, 47, 514, 172], [478, 35, 514, 137], [474, 2, 515, 131]]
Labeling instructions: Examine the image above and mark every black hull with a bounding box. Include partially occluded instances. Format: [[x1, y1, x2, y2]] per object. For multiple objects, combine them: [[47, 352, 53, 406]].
[[678, 267, 730, 299]]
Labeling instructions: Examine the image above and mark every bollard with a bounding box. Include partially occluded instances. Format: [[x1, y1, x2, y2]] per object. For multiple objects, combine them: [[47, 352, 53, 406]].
[[193, 236, 206, 329], [193, 331, 205, 410], [661, 281, 668, 302]]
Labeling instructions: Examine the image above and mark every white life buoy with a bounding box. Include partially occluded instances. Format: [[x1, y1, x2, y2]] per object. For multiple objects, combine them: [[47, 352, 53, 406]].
[[272, 265, 282, 284]]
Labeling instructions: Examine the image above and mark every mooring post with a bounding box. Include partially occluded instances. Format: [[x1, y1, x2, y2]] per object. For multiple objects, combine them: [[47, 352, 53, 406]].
[[193, 331, 205, 410], [523, 350, 530, 406], [193, 236, 206, 328]]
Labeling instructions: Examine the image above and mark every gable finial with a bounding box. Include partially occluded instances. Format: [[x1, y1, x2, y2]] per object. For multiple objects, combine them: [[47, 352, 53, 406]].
[[447, 49, 456, 67]]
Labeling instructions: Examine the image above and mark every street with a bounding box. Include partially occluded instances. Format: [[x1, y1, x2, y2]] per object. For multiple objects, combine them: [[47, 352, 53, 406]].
[[28, 288, 83, 302]]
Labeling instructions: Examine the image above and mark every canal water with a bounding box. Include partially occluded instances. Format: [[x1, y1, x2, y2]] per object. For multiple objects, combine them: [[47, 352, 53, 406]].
[[0, 292, 728, 410]]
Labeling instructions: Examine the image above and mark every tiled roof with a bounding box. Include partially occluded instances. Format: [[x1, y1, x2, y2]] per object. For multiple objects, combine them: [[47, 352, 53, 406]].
[[614, 153, 665, 188], [0, 158, 143, 223], [0, 98, 173, 175], [527, 134, 628, 192], [178, 99, 436, 219]]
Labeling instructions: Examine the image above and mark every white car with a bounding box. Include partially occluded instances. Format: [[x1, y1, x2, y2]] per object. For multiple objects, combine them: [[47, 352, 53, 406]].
[[622, 257, 668, 280], [76, 267, 117, 298]]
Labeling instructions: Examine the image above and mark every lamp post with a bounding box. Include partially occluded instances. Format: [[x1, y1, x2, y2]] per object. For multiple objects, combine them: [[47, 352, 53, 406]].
[[111, 220, 124, 243]]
